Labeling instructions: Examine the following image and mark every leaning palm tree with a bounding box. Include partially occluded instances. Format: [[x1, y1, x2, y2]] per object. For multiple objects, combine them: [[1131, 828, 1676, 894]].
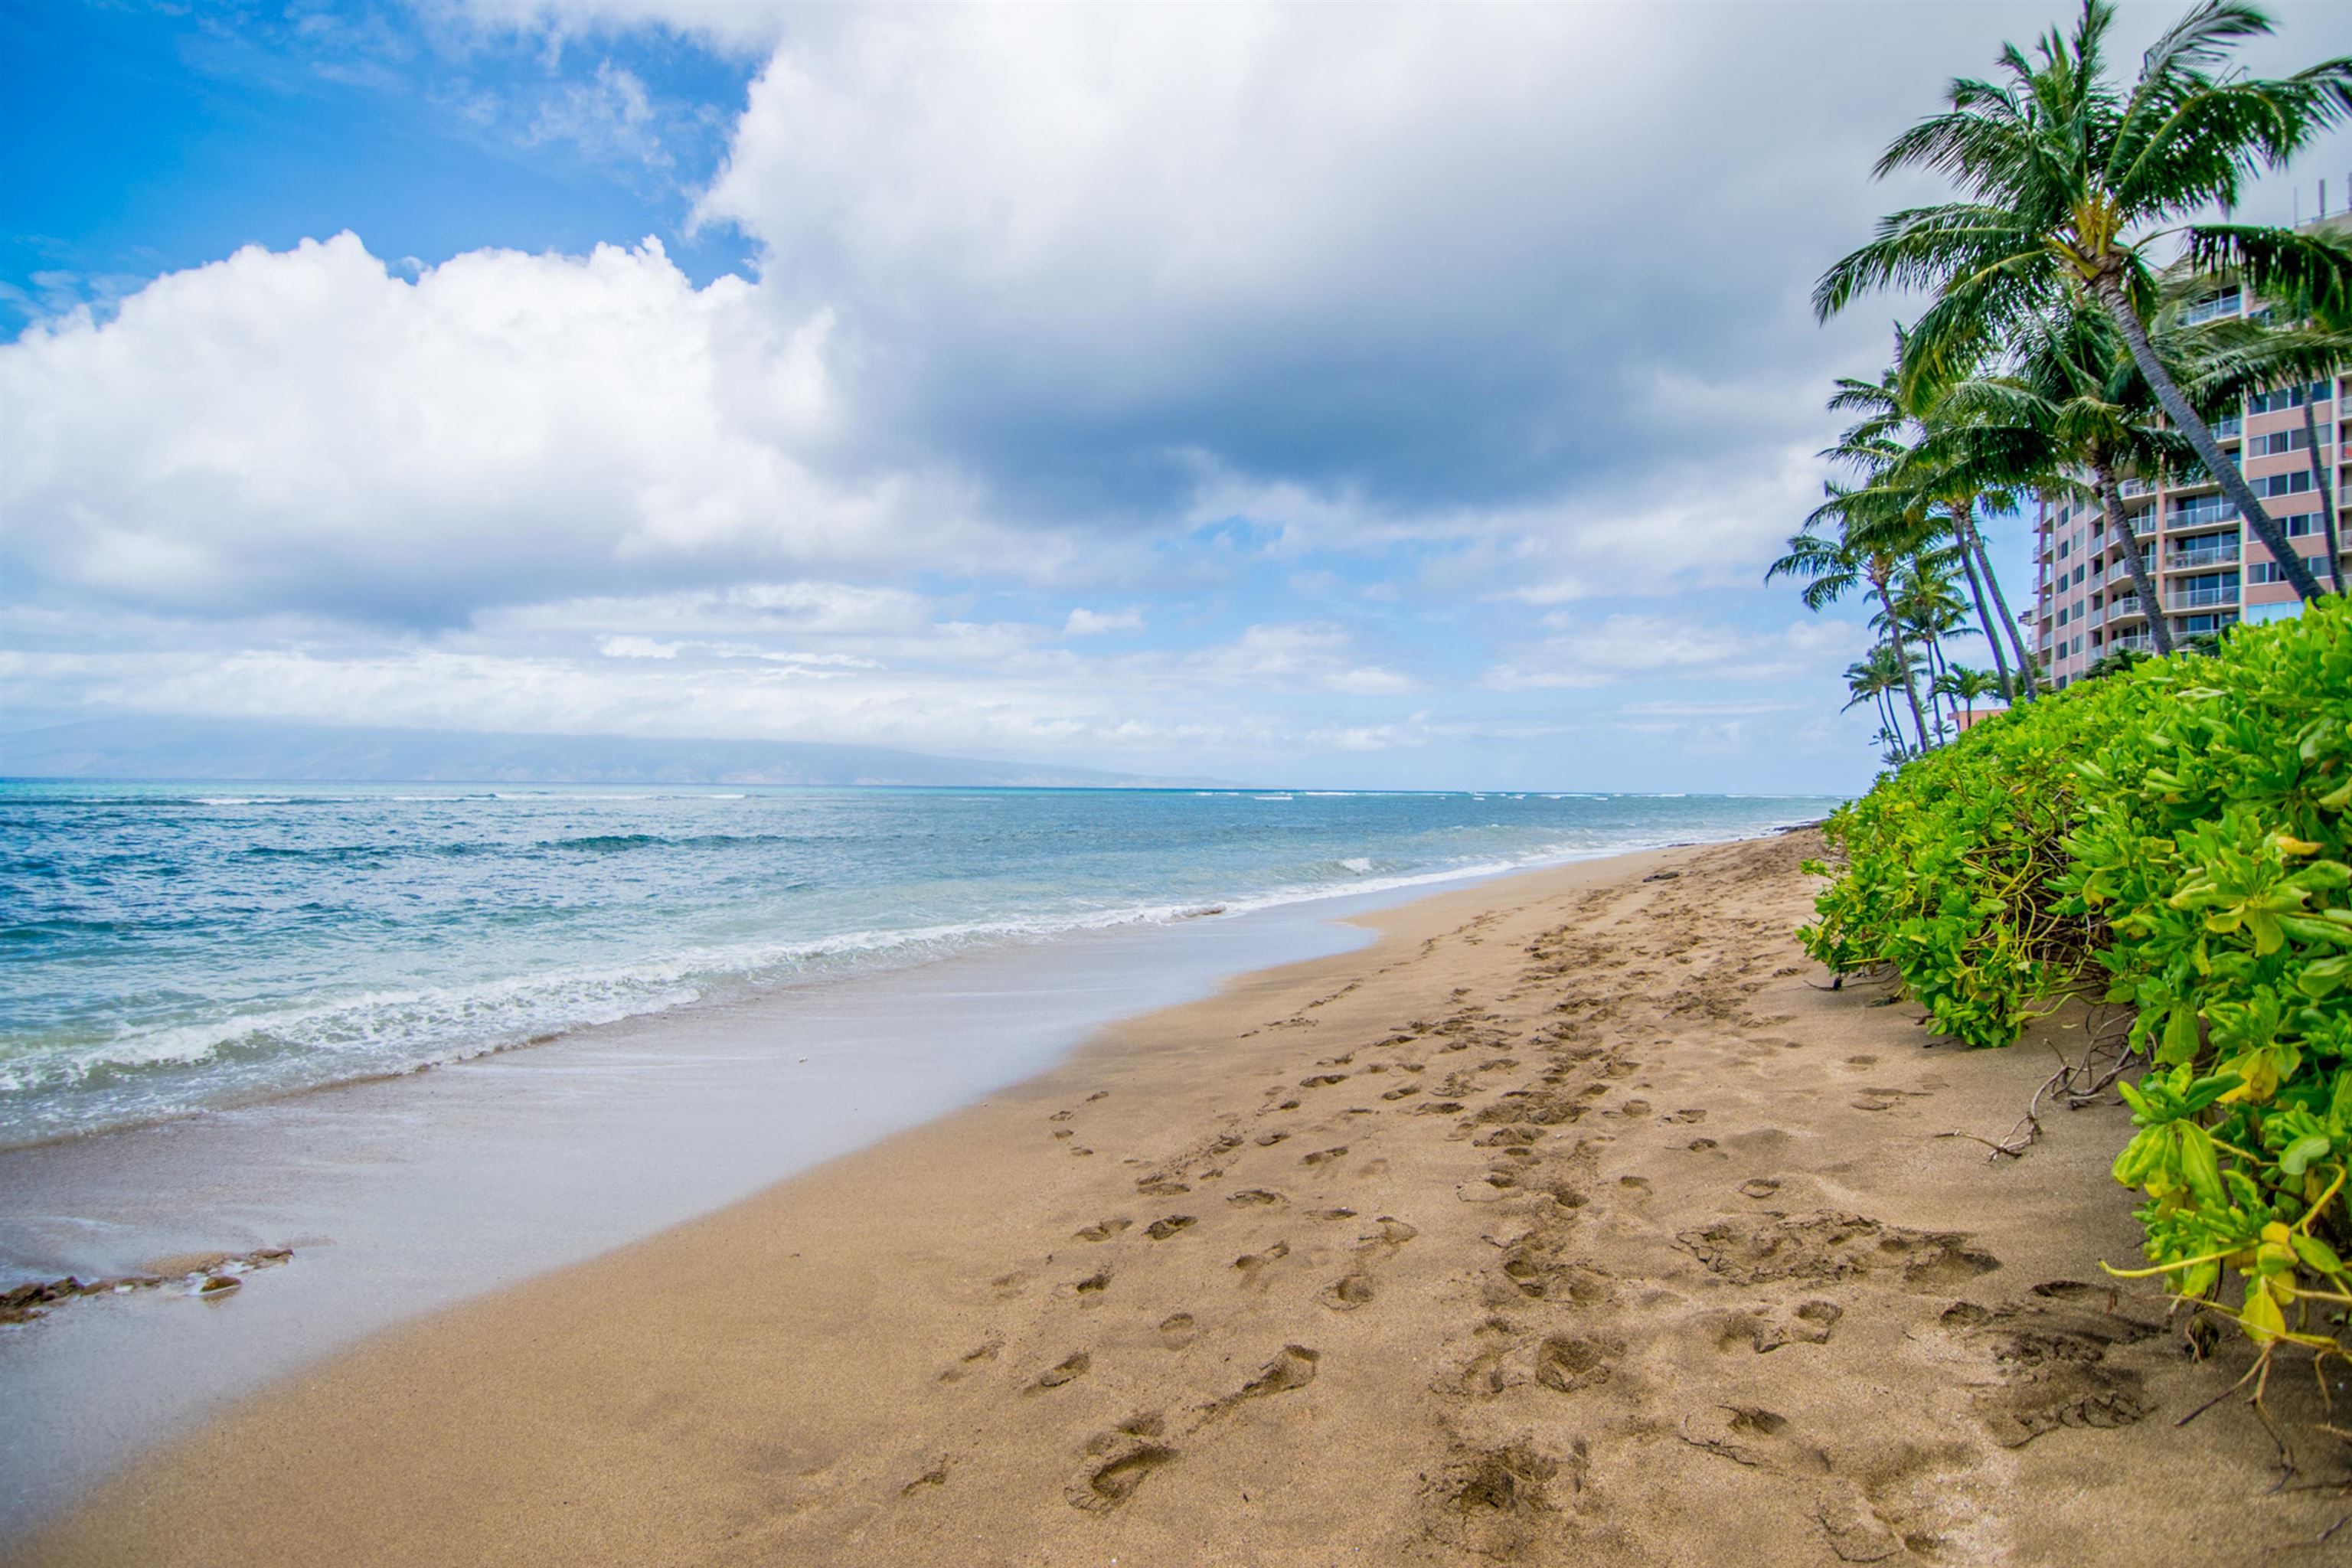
[[1936, 300, 2199, 654], [1768, 495, 1935, 753], [1815, 0, 2352, 603], [2179, 298, 2352, 591], [1890, 551, 1979, 735], [1841, 642, 1928, 759], [1824, 353, 2037, 700], [1841, 648, 1906, 753]]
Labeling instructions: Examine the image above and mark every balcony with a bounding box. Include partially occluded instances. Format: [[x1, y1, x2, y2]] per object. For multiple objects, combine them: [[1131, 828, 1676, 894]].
[[2105, 632, 2156, 655], [2215, 414, 2243, 439], [2105, 594, 2147, 622], [2183, 290, 2243, 325], [2167, 541, 2241, 571], [2120, 477, 2151, 498], [2168, 498, 2239, 530], [2169, 584, 2240, 610]]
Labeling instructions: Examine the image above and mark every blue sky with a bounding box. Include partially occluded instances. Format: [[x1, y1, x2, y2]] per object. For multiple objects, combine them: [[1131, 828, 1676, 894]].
[[4, 1, 2347, 791]]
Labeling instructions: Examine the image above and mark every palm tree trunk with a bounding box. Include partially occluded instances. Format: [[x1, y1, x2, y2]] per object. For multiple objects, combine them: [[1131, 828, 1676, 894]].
[[2098, 466, 2174, 657], [1962, 516, 2037, 699], [2092, 273, 2330, 602], [2302, 400, 2342, 594], [1873, 565, 1930, 754], [1922, 631, 1950, 743], [1950, 509, 2015, 702]]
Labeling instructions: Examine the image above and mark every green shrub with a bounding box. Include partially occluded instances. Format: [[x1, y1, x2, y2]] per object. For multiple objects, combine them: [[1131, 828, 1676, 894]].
[[1805, 597, 2352, 1348]]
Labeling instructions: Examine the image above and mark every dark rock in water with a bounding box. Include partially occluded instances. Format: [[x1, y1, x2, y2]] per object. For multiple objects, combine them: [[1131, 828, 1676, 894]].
[[0, 1278, 77, 1324], [1, 1244, 292, 1324]]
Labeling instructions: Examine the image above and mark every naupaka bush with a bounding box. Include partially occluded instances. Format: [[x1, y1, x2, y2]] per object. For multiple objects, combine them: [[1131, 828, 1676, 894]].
[[1803, 596, 2352, 1351]]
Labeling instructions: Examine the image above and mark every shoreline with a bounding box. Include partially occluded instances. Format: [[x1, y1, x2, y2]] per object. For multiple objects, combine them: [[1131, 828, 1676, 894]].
[[0, 805, 1813, 1158], [0, 835, 1753, 1541], [18, 828, 2347, 1564]]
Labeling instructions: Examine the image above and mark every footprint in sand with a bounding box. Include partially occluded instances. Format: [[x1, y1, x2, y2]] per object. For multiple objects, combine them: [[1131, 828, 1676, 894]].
[[1256, 1131, 1292, 1147], [1302, 1146, 1349, 1167], [1034, 1352, 1092, 1390], [1317, 1273, 1375, 1311], [1214, 1345, 1320, 1410], [1739, 1178, 1782, 1200], [1233, 1241, 1290, 1285], [1146, 1214, 1197, 1240], [1066, 1437, 1178, 1512], [936, 1340, 1001, 1383], [1534, 1333, 1615, 1393], [1073, 1269, 1112, 1295], [1158, 1312, 1198, 1349], [1074, 1218, 1132, 1243], [1227, 1187, 1284, 1207], [897, 1458, 952, 1498]]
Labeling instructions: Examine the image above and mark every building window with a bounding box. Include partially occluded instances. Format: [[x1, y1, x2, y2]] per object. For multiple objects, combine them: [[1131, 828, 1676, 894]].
[[2247, 381, 2331, 414], [2252, 425, 2328, 456], [2256, 471, 2315, 499]]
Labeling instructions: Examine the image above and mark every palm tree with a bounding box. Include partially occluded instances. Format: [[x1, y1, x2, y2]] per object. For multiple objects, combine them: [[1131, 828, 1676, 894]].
[[1842, 642, 1923, 758], [1841, 649, 1903, 752], [1936, 301, 2198, 655], [1814, 0, 2352, 603], [1893, 552, 1979, 737], [1935, 664, 2003, 727], [1768, 499, 1935, 753], [2180, 299, 2352, 591], [1824, 354, 2037, 700]]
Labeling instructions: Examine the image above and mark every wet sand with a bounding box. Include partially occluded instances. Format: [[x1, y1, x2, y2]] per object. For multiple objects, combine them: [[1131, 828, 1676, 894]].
[[18, 831, 2348, 1565]]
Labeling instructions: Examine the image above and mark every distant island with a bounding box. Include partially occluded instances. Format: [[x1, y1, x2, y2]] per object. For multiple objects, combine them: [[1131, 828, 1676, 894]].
[[0, 717, 1219, 789]]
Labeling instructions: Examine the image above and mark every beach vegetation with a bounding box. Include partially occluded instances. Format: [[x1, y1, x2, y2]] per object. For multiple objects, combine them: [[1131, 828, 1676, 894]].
[[1801, 596, 2352, 1371]]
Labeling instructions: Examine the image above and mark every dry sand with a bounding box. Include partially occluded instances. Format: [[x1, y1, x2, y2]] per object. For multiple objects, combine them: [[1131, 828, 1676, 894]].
[[19, 831, 2350, 1565]]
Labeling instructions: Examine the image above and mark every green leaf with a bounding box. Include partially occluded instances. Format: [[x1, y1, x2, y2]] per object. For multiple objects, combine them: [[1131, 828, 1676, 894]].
[[2179, 1124, 2226, 1210], [2160, 1004, 2201, 1066], [2279, 1134, 2334, 1179]]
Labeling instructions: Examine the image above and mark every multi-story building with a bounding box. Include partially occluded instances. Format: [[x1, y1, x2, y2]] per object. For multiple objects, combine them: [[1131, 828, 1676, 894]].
[[2030, 214, 2349, 688]]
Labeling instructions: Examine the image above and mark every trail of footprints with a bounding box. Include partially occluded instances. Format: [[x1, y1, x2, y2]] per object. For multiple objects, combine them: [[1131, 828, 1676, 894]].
[[897, 835, 2165, 1558]]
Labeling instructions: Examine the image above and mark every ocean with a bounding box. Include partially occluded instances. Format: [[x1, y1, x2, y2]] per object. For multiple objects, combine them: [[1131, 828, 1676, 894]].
[[0, 782, 1831, 1148]]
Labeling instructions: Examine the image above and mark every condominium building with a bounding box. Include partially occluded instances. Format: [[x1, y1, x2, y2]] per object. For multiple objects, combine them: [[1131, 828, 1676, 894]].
[[2030, 214, 2350, 688]]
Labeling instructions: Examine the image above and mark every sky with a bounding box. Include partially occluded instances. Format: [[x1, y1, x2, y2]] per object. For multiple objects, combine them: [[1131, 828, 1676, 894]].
[[3, 1, 2348, 792]]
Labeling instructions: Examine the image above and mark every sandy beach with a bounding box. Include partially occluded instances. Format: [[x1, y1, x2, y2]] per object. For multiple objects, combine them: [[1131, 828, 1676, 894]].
[[18, 831, 2349, 1566]]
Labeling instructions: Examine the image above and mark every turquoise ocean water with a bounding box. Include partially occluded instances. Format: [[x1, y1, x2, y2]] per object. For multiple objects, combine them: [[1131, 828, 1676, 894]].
[[0, 783, 1831, 1147]]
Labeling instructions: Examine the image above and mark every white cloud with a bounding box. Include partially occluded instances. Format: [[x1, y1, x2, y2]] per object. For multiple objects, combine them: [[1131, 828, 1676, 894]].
[[0, 234, 1048, 624], [1484, 613, 1867, 691], [1062, 606, 1144, 637], [1178, 623, 1414, 695]]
